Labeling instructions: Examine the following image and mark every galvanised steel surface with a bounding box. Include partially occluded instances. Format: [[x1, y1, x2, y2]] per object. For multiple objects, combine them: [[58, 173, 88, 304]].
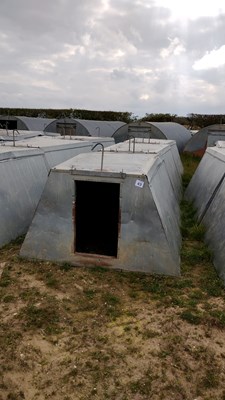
[[0, 147, 48, 247], [105, 139, 183, 200], [185, 144, 225, 221], [184, 124, 225, 156], [21, 141, 182, 276], [207, 129, 225, 147], [0, 129, 59, 142], [0, 135, 114, 247], [45, 118, 128, 140], [127, 122, 191, 152], [185, 142, 225, 283], [0, 115, 55, 131]]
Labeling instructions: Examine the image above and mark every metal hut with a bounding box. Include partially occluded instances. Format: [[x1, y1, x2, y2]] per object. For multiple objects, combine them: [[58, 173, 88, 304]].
[[0, 116, 55, 131], [21, 139, 182, 276], [0, 135, 114, 248], [126, 122, 191, 152], [45, 118, 128, 141], [185, 141, 225, 283], [183, 124, 225, 156]]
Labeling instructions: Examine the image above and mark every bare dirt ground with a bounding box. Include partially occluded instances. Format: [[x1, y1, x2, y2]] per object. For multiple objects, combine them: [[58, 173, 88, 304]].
[[0, 237, 225, 400]]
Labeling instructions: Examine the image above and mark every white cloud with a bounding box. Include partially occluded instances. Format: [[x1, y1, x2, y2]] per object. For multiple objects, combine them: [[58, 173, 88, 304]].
[[25, 59, 56, 73], [139, 94, 150, 100], [161, 37, 185, 58], [193, 45, 225, 70], [156, 0, 225, 19], [31, 80, 60, 91]]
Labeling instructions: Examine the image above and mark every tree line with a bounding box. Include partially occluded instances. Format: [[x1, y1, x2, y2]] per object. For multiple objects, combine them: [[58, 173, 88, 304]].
[[0, 108, 225, 128], [141, 113, 225, 128], [0, 108, 133, 124]]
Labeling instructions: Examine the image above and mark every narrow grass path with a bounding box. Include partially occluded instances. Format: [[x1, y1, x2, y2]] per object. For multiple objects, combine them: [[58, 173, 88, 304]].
[[179, 154, 225, 326]]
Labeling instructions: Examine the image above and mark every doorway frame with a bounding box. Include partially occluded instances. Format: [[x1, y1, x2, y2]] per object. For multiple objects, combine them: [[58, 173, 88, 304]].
[[73, 176, 122, 258]]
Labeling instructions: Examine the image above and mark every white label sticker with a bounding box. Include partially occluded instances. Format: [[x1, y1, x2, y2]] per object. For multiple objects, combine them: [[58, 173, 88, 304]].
[[135, 179, 144, 188]]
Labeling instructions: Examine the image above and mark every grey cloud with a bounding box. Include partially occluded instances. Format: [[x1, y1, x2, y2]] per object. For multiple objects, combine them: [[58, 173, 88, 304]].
[[0, 0, 225, 116]]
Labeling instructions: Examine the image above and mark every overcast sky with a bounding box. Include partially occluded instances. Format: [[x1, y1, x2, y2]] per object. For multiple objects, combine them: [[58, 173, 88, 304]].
[[0, 0, 225, 118]]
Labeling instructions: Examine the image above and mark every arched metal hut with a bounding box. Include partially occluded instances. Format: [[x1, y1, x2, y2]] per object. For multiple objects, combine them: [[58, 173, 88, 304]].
[[21, 139, 182, 276], [45, 118, 128, 140], [185, 141, 225, 284], [0, 116, 55, 131], [126, 122, 191, 152], [183, 124, 225, 156]]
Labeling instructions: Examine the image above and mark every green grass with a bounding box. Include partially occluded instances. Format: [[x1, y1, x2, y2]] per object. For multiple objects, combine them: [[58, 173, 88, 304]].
[[130, 367, 154, 396], [19, 298, 61, 334], [180, 310, 203, 325], [180, 153, 201, 190], [175, 154, 225, 331], [1, 152, 225, 400]]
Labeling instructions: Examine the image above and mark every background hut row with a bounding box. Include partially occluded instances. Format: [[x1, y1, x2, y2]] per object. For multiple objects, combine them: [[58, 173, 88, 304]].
[[1, 115, 225, 285]]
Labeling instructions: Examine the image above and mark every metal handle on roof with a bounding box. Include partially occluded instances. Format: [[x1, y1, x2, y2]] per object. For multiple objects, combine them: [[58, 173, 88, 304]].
[[95, 126, 100, 136], [12, 130, 19, 147], [91, 142, 105, 171], [129, 135, 136, 153]]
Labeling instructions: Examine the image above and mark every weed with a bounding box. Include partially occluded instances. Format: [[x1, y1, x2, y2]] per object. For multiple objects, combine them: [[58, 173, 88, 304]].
[[103, 292, 120, 306], [208, 310, 225, 328], [180, 153, 201, 190], [84, 289, 96, 299], [130, 368, 153, 395], [6, 391, 25, 399], [170, 297, 187, 307], [142, 329, 159, 339], [60, 262, 73, 271], [19, 288, 41, 300], [124, 325, 132, 332], [141, 276, 167, 296], [44, 272, 60, 288], [91, 266, 109, 274], [180, 310, 203, 325], [189, 289, 206, 300], [200, 368, 220, 389], [20, 301, 61, 334], [169, 278, 193, 289], [1, 236, 25, 250], [128, 290, 139, 299], [181, 245, 212, 266], [189, 223, 206, 241], [102, 292, 121, 319], [0, 267, 12, 287], [3, 295, 15, 303], [0, 329, 22, 351], [199, 269, 224, 297], [180, 199, 197, 238]]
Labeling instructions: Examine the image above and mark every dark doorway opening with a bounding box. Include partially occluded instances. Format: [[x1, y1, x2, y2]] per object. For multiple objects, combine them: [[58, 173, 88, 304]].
[[75, 181, 120, 257], [0, 120, 17, 130]]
